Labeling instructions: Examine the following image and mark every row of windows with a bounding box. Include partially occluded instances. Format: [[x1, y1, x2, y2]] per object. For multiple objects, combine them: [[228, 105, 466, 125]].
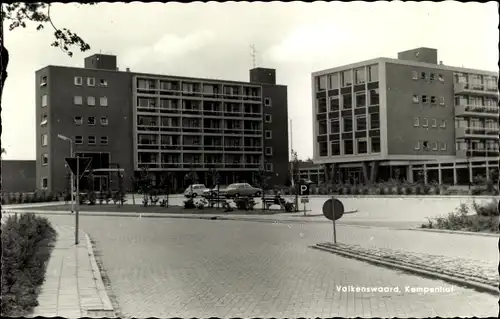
[[74, 95, 108, 106], [316, 64, 379, 91], [74, 76, 108, 87], [455, 95, 497, 107], [414, 141, 447, 151], [74, 136, 109, 145], [74, 116, 108, 126], [414, 118, 447, 128], [412, 95, 445, 105], [318, 113, 380, 135], [317, 89, 379, 113], [318, 137, 381, 156], [454, 73, 497, 89], [412, 71, 445, 82]]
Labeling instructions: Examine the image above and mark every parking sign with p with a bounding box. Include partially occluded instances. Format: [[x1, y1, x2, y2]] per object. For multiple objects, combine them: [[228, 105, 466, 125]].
[[300, 183, 309, 196]]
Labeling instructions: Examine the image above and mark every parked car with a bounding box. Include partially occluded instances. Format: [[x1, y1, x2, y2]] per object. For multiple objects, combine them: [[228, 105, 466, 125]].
[[224, 183, 262, 198], [203, 185, 227, 198], [184, 184, 209, 198]]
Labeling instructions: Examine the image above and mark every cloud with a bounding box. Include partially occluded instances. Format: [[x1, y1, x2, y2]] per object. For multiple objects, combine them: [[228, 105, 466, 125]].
[[122, 30, 216, 68]]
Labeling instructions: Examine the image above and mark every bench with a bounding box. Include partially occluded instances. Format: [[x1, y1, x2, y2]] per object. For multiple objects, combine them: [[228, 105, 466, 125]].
[[262, 196, 294, 212]]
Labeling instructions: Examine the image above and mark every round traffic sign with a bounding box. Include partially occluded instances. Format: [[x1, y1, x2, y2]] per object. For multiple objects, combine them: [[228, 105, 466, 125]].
[[322, 198, 345, 221]]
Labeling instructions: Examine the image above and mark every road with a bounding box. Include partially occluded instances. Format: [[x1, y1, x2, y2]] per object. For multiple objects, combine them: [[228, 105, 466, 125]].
[[40, 214, 496, 318]]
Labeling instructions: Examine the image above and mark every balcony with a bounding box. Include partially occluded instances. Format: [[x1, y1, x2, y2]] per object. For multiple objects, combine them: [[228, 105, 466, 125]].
[[160, 163, 181, 169], [454, 105, 499, 119], [183, 144, 203, 151], [456, 149, 500, 158], [160, 144, 182, 151], [138, 143, 159, 150], [137, 162, 160, 169], [454, 82, 498, 97], [455, 127, 500, 140], [243, 146, 263, 153]]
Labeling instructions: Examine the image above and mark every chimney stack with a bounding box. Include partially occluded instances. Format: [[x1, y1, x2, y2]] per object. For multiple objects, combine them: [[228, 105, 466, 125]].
[[126, 68, 130, 72]]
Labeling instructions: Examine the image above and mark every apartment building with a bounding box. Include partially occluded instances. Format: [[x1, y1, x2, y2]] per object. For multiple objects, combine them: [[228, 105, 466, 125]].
[[312, 47, 498, 185], [35, 54, 289, 193]]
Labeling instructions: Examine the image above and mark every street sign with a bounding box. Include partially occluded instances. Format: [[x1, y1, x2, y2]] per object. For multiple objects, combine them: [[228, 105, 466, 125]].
[[299, 183, 310, 196], [301, 197, 309, 204], [322, 198, 345, 221], [65, 157, 92, 178]]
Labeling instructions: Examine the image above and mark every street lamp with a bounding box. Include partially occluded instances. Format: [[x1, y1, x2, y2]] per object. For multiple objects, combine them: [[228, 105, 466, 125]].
[[58, 134, 75, 213]]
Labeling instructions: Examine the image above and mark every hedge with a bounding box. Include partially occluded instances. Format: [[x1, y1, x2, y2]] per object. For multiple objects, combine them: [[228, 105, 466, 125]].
[[1, 191, 62, 205], [1, 213, 57, 316]]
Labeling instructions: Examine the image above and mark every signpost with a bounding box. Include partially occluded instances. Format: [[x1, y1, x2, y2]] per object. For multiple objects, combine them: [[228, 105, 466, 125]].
[[322, 196, 345, 244], [300, 196, 309, 216], [65, 157, 92, 245], [299, 182, 310, 216]]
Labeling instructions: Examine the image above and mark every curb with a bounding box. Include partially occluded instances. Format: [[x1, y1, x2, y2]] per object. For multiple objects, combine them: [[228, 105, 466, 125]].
[[408, 227, 499, 237], [83, 233, 116, 318], [310, 244, 499, 296]]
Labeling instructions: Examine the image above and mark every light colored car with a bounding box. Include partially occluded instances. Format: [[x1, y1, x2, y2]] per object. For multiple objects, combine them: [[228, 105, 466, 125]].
[[184, 184, 209, 198], [224, 183, 262, 198], [203, 185, 227, 197]]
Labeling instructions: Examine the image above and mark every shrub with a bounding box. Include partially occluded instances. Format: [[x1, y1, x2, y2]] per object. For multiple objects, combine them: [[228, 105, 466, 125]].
[[473, 199, 499, 217], [1, 213, 57, 316], [184, 198, 196, 209], [234, 198, 256, 210]]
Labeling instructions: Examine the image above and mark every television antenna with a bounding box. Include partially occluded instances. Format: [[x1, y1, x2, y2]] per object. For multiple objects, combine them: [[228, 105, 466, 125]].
[[250, 44, 257, 68]]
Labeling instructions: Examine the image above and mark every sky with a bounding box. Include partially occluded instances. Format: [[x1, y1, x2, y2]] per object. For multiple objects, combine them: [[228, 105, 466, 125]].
[[1, 1, 498, 161]]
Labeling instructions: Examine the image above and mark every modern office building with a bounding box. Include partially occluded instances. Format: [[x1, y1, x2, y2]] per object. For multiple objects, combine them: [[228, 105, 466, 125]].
[[312, 47, 498, 185], [35, 54, 289, 193]]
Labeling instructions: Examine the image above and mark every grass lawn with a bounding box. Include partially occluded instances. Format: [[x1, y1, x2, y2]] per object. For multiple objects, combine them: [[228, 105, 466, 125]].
[[422, 214, 499, 233], [25, 203, 288, 215]]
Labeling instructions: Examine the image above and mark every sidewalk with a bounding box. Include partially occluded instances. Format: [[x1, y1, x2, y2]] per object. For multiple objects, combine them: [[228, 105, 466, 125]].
[[28, 225, 115, 318]]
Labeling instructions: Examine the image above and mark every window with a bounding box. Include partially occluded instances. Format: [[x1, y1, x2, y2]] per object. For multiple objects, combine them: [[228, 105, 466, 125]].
[[264, 97, 272, 106], [100, 116, 108, 126], [412, 95, 419, 103], [329, 96, 340, 111], [430, 73, 436, 81], [422, 141, 429, 149], [331, 141, 340, 155], [41, 94, 48, 107], [438, 74, 444, 82], [368, 65, 378, 82], [265, 130, 272, 139], [441, 142, 447, 151], [430, 96, 436, 105], [413, 117, 420, 127], [319, 142, 328, 156], [41, 178, 48, 189], [264, 114, 272, 123], [41, 113, 48, 126], [100, 96, 108, 107], [88, 116, 96, 125], [266, 163, 273, 172], [439, 97, 445, 106], [40, 75, 47, 87], [41, 133, 48, 146], [414, 141, 420, 150], [75, 136, 83, 144], [370, 113, 380, 129], [357, 138, 368, 154], [342, 93, 352, 109], [440, 120, 446, 128], [421, 72, 427, 80], [422, 95, 428, 104], [74, 76, 83, 85], [431, 119, 437, 127], [316, 76, 327, 91], [99, 79, 108, 87], [343, 116, 353, 132], [330, 119, 340, 134], [371, 137, 380, 153], [369, 89, 379, 105], [422, 118, 428, 127], [412, 71, 418, 80], [432, 142, 438, 150], [74, 116, 83, 125], [265, 147, 273, 156], [355, 115, 367, 131], [100, 136, 108, 145], [74, 96, 83, 105], [87, 96, 96, 106], [341, 70, 352, 87], [355, 92, 366, 108], [87, 77, 95, 86], [344, 140, 354, 155], [354, 68, 365, 84], [88, 136, 96, 145], [329, 73, 339, 89]]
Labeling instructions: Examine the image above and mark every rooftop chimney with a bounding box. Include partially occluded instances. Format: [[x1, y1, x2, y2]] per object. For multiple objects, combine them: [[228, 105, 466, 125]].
[[126, 68, 130, 72], [439, 61, 443, 65]]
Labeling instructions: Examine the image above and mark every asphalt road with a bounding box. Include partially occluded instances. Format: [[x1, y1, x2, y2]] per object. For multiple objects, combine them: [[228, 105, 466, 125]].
[[41, 214, 496, 318]]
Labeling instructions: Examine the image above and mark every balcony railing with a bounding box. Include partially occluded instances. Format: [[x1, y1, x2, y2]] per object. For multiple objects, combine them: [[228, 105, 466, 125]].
[[204, 144, 223, 150], [160, 145, 182, 151], [455, 126, 500, 139], [456, 149, 500, 158], [160, 163, 181, 169], [204, 127, 223, 134], [138, 143, 159, 150], [454, 82, 499, 97], [455, 105, 499, 118]]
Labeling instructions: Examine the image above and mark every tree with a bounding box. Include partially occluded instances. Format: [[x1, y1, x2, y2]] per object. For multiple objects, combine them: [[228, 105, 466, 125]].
[[1, 2, 94, 194]]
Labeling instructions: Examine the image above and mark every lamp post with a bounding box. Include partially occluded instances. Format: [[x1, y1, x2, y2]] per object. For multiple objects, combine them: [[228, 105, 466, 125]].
[[58, 134, 74, 213]]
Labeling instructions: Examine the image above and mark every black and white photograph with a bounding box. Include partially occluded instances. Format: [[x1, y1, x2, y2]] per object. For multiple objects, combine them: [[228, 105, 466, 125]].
[[0, 1, 499, 318]]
